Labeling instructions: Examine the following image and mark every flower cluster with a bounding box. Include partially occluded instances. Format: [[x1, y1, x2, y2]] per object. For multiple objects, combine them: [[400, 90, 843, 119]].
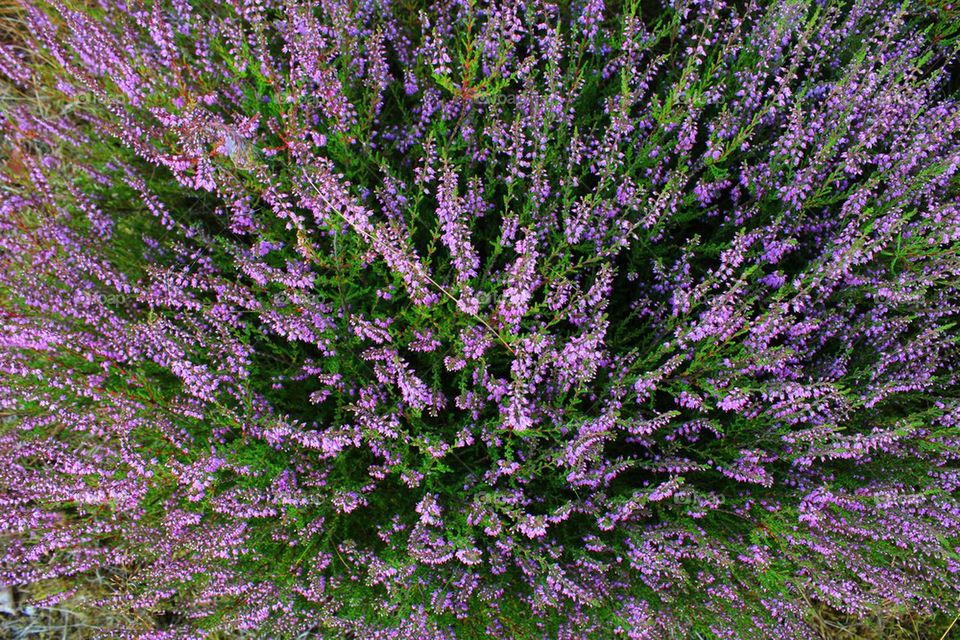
[[1, 0, 959, 638]]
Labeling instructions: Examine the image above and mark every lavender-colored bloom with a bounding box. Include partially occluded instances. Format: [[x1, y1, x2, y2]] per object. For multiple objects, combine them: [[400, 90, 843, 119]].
[[1, 0, 960, 638]]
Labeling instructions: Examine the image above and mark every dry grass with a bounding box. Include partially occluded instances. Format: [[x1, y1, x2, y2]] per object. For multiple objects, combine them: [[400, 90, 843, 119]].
[[806, 605, 960, 640], [1, 586, 957, 640]]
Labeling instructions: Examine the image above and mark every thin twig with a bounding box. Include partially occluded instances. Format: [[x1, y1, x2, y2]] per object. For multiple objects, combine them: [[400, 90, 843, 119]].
[[302, 171, 517, 356], [939, 611, 960, 640]]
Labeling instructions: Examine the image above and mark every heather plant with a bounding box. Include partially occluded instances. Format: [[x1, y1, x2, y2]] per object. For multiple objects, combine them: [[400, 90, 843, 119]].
[[1, 0, 960, 638]]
